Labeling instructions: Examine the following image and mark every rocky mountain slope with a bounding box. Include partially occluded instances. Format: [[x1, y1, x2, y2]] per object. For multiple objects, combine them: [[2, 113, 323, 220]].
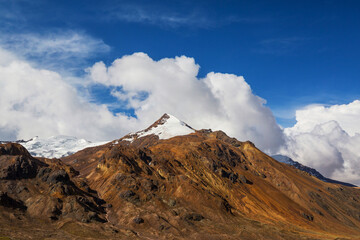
[[272, 154, 357, 187], [0, 143, 121, 239], [1, 114, 360, 239]]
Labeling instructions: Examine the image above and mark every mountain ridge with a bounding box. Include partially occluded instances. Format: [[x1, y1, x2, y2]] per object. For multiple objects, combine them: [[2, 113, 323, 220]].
[[61, 114, 360, 239], [1, 114, 360, 239], [272, 154, 357, 187]]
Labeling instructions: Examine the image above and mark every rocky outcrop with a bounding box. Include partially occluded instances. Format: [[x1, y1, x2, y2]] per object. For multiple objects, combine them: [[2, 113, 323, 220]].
[[0, 143, 45, 179], [0, 142, 109, 238], [0, 191, 27, 210]]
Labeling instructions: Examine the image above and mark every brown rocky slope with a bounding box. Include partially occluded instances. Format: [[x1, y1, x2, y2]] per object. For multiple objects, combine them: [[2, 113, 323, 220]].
[[1, 114, 360, 239]]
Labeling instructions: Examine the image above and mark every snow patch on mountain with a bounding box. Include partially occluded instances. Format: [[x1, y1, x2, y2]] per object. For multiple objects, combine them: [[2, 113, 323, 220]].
[[20, 135, 108, 158], [123, 113, 195, 142]]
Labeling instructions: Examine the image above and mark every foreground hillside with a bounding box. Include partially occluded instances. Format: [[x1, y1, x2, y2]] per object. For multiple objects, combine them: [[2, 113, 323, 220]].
[[1, 114, 360, 239]]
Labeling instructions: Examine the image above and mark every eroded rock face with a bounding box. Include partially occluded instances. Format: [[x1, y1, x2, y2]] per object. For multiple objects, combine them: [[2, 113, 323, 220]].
[[0, 143, 32, 157], [0, 143, 108, 232], [46, 169, 71, 185], [62, 124, 360, 240], [0, 156, 37, 180], [0, 191, 27, 210], [0, 144, 46, 180]]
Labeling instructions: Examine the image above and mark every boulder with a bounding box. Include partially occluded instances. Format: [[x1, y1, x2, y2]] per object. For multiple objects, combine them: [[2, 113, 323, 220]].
[[239, 174, 253, 184], [133, 217, 144, 224], [184, 213, 204, 221]]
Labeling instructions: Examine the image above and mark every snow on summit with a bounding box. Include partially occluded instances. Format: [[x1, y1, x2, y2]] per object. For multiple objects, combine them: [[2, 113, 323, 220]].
[[123, 113, 195, 142], [7, 114, 194, 158], [21, 135, 108, 158]]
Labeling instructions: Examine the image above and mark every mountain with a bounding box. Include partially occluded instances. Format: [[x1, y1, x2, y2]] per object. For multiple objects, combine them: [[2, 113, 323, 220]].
[[1, 114, 360, 239], [272, 154, 357, 187], [123, 113, 195, 142], [1, 136, 108, 159], [0, 143, 112, 238]]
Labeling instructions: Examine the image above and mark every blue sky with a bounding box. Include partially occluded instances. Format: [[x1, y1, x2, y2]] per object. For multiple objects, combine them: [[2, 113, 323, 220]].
[[1, 0, 360, 127]]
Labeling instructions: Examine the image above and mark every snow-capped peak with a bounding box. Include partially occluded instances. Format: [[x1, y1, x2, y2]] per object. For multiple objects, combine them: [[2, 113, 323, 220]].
[[20, 135, 108, 158], [123, 113, 195, 142]]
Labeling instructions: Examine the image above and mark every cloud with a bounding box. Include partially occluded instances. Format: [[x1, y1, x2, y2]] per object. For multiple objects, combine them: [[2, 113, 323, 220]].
[[103, 3, 258, 29], [286, 101, 360, 135], [0, 47, 17, 65], [0, 47, 284, 152], [0, 31, 110, 71], [88, 52, 285, 152], [2, 43, 359, 185], [0, 47, 137, 142], [105, 3, 212, 29], [280, 100, 360, 185], [256, 37, 310, 55]]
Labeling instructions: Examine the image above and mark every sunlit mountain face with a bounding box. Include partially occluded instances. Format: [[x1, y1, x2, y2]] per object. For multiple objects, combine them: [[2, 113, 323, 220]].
[[1, 1, 360, 239], [1, 114, 360, 239]]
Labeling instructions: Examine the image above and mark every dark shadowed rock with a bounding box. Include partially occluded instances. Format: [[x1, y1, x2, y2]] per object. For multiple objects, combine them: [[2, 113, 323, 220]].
[[46, 170, 70, 185], [301, 212, 314, 221], [121, 190, 136, 198], [229, 172, 238, 183], [220, 169, 230, 178], [239, 174, 252, 184], [0, 143, 46, 180], [184, 213, 204, 222], [120, 190, 140, 204], [133, 217, 144, 224], [104, 203, 112, 208], [0, 192, 27, 210], [221, 198, 233, 214], [0, 155, 39, 180], [37, 167, 52, 181]]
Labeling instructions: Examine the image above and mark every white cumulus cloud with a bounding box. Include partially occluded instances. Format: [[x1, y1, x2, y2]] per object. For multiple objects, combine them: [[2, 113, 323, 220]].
[[280, 101, 360, 185], [0, 48, 284, 152], [87, 52, 284, 152], [0, 47, 137, 141], [287, 100, 360, 135]]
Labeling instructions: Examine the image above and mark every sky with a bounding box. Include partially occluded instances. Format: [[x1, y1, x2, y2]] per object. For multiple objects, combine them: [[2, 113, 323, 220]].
[[1, 0, 360, 184]]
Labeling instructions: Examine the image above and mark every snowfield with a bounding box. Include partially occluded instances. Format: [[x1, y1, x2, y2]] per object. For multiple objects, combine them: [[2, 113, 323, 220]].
[[20, 136, 108, 158]]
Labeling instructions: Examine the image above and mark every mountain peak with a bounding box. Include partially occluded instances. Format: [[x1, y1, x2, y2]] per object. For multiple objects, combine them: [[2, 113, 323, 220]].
[[123, 113, 195, 142], [160, 113, 171, 120], [146, 113, 172, 129]]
